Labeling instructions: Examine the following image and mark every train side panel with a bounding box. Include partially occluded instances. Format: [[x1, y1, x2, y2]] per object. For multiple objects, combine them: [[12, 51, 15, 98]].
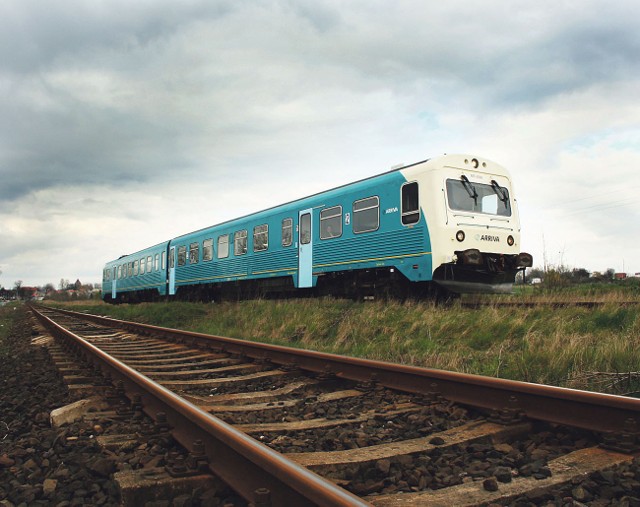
[[169, 169, 434, 298]]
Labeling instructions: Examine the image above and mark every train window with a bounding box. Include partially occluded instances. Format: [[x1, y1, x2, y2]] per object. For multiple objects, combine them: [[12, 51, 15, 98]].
[[254, 224, 268, 252], [353, 196, 379, 233], [446, 179, 512, 217], [117, 266, 121, 279], [140, 257, 146, 275], [167, 250, 172, 270], [203, 239, 214, 261], [177, 246, 187, 266], [128, 262, 133, 277], [147, 255, 153, 271], [134, 260, 139, 276], [282, 218, 293, 247], [234, 230, 248, 256], [300, 213, 311, 244], [401, 182, 420, 225], [320, 206, 342, 239], [218, 235, 229, 259], [155, 253, 160, 271], [189, 242, 199, 264], [113, 267, 116, 280]]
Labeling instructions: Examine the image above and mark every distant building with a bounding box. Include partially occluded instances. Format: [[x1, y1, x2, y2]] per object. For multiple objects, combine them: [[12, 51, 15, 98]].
[[0, 288, 16, 300], [615, 273, 627, 280]]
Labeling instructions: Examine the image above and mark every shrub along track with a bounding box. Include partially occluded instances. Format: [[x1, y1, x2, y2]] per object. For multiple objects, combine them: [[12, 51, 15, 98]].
[[459, 300, 640, 309], [30, 305, 640, 506]]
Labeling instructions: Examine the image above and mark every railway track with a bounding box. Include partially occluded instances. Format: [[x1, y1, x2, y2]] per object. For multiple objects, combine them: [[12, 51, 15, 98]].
[[30, 305, 640, 506]]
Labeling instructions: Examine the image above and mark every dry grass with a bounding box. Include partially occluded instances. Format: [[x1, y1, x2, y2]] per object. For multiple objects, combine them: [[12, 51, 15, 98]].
[[45, 284, 640, 394]]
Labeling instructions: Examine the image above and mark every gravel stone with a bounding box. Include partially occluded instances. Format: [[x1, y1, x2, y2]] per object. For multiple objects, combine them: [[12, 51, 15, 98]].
[[483, 477, 499, 492]]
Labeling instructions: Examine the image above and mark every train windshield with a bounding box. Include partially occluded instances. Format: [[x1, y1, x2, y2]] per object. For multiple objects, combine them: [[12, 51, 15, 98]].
[[446, 178, 511, 216]]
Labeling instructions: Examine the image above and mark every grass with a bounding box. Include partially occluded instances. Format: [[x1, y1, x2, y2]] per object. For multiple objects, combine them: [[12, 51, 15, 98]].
[[47, 284, 640, 395], [0, 302, 18, 357]]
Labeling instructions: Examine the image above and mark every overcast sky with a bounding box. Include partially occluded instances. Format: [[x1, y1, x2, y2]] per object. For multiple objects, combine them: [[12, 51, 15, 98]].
[[1, 0, 639, 288]]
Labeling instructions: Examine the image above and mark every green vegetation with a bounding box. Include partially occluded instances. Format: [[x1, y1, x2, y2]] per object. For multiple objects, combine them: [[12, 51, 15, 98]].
[[50, 284, 640, 395], [0, 302, 18, 357]]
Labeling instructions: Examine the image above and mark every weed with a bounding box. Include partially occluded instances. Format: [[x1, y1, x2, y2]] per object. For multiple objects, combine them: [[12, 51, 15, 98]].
[[47, 286, 640, 394]]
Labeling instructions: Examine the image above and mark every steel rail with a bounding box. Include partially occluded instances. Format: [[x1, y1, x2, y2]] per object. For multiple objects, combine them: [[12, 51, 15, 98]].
[[30, 306, 370, 507], [44, 306, 640, 437]]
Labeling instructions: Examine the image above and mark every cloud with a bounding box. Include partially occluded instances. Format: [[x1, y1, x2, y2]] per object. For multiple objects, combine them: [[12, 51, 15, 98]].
[[1, 0, 640, 286]]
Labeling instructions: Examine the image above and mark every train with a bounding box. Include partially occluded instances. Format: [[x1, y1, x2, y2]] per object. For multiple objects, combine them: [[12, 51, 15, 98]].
[[102, 154, 532, 303]]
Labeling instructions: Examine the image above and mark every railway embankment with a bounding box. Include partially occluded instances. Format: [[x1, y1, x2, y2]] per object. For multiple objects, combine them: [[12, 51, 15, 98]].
[[0, 304, 120, 506], [27, 304, 640, 505], [50, 291, 640, 395]]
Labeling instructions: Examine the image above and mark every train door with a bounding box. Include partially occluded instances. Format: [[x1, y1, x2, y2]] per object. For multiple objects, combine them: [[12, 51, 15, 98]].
[[168, 247, 176, 296], [112, 267, 117, 299], [298, 209, 313, 288]]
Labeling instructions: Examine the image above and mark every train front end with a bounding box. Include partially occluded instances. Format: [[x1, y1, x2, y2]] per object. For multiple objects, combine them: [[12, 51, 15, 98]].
[[422, 155, 532, 294]]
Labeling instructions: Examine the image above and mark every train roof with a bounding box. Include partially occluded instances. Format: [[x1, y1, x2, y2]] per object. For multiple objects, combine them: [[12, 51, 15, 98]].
[[169, 157, 431, 242], [105, 240, 170, 266]]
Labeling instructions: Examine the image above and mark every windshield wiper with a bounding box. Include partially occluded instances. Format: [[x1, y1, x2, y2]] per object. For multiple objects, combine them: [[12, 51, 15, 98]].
[[490, 179, 510, 209], [460, 175, 478, 206]]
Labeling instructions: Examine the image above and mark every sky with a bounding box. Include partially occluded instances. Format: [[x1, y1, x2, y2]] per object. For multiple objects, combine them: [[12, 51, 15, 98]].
[[1, 0, 639, 288]]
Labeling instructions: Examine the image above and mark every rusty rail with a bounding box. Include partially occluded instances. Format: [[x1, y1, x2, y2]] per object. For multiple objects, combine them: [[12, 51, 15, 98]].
[[31, 305, 370, 507], [42, 305, 640, 438]]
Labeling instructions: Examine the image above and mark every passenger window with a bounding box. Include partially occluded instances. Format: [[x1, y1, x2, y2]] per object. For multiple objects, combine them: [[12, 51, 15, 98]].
[[189, 242, 199, 264], [254, 224, 268, 252], [128, 262, 133, 277], [134, 260, 139, 276], [218, 235, 229, 259], [203, 239, 214, 261], [234, 230, 248, 256], [113, 267, 116, 280], [155, 253, 160, 271], [282, 218, 293, 247], [169, 248, 174, 269], [140, 257, 146, 275], [147, 256, 153, 271], [353, 196, 379, 233], [320, 206, 342, 239], [300, 213, 311, 244], [401, 182, 420, 225], [177, 246, 187, 266]]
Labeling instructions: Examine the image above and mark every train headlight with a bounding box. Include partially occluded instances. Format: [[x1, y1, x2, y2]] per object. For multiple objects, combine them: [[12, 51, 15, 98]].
[[456, 230, 465, 242], [507, 235, 515, 246]]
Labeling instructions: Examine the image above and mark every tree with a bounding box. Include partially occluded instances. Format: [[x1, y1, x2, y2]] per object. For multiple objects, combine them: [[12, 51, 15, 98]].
[[14, 280, 23, 300], [570, 268, 591, 283]]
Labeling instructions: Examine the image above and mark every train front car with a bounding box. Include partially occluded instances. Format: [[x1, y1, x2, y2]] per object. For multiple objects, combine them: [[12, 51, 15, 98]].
[[414, 154, 532, 294]]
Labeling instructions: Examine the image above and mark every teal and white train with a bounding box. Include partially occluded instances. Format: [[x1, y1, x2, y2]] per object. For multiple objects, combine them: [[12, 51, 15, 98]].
[[102, 154, 532, 302]]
